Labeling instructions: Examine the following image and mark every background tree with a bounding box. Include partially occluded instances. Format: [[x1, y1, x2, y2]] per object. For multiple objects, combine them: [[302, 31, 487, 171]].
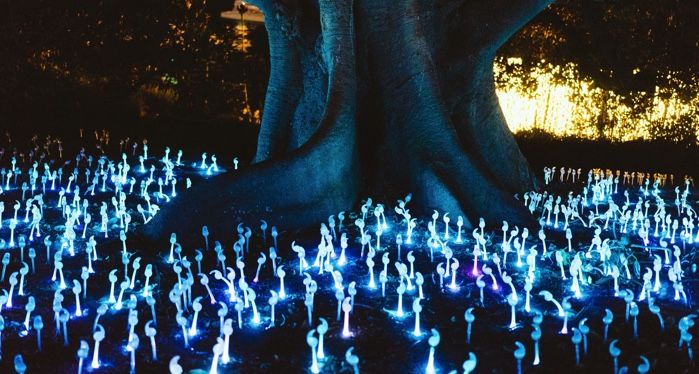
[[503, 0, 699, 96], [500, 0, 699, 143], [0, 0, 263, 131]]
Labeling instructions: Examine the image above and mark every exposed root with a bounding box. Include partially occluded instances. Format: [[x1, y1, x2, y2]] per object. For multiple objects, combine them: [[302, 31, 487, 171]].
[[361, 0, 532, 226], [252, 0, 303, 162], [143, 0, 359, 241], [449, 71, 540, 194]]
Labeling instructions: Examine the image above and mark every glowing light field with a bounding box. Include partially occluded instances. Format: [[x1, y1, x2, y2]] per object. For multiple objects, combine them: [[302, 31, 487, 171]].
[[0, 134, 694, 373]]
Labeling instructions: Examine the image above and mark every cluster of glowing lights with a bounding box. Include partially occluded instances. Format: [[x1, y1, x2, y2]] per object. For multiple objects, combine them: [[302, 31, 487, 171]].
[[0, 132, 695, 373], [495, 57, 699, 143]]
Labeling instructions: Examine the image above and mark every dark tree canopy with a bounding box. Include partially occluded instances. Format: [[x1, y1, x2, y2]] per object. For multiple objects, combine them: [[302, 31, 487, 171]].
[[502, 0, 699, 98], [0, 0, 266, 127], [145, 0, 556, 241]]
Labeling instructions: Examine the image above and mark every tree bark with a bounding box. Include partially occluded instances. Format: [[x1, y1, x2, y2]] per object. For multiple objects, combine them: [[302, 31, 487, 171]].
[[144, 0, 554, 241], [252, 0, 303, 161]]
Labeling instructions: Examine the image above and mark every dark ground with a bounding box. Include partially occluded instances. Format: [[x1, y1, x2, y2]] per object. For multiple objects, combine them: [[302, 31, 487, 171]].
[[0, 129, 695, 373]]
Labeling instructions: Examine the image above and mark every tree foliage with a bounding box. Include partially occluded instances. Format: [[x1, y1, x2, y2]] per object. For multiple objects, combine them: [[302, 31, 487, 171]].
[[502, 0, 699, 98], [499, 0, 699, 144], [0, 0, 267, 124]]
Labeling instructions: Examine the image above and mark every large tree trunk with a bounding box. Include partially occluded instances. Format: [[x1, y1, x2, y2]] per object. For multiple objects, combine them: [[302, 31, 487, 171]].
[[144, 0, 553, 241]]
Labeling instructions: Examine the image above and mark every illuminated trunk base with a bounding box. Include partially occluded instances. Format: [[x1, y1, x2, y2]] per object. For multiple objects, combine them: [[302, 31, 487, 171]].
[[144, 0, 553, 241]]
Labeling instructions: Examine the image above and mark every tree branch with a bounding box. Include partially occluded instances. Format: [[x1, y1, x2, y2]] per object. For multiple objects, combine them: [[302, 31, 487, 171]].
[[436, 0, 555, 54], [480, 0, 556, 52]]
